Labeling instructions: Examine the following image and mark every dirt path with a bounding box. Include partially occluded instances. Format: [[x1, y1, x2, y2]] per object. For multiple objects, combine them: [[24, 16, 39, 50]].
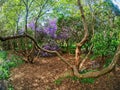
[[10, 55, 71, 90], [10, 55, 120, 90]]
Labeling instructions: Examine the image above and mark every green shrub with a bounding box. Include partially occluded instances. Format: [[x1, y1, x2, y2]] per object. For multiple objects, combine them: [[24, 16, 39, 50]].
[[0, 51, 7, 60], [0, 67, 9, 79], [92, 31, 119, 57], [0, 52, 24, 80]]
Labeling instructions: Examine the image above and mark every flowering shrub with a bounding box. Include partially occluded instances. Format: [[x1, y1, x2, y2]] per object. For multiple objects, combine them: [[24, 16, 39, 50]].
[[19, 18, 72, 56], [27, 21, 35, 30], [57, 27, 71, 40], [27, 18, 71, 40], [27, 18, 57, 39]]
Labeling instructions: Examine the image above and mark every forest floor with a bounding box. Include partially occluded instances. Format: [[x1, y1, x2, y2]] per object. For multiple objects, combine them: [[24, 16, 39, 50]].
[[9, 54, 120, 90]]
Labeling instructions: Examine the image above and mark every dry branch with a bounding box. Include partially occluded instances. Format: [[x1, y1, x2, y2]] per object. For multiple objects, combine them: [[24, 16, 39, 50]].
[[0, 34, 73, 67], [75, 0, 89, 66]]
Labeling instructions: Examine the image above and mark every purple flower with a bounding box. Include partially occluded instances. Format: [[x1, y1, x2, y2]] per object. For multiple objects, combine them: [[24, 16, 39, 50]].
[[27, 19, 58, 39], [57, 31, 70, 40], [27, 21, 35, 30], [40, 42, 60, 57], [36, 27, 40, 32], [49, 18, 57, 26], [42, 18, 57, 38], [18, 28, 25, 35]]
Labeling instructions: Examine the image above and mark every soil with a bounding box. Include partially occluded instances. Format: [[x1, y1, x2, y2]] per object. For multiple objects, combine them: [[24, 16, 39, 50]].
[[9, 54, 120, 90]]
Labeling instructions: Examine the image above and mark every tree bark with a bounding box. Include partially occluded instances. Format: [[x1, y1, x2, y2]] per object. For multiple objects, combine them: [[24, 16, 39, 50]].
[[75, 0, 89, 66]]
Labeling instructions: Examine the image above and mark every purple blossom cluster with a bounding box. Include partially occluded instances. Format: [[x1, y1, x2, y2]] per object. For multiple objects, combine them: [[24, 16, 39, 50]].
[[27, 19, 57, 38], [27, 21, 35, 30], [57, 28, 70, 40], [43, 19, 57, 38], [27, 18, 71, 40], [40, 42, 60, 57], [18, 19, 71, 57], [19, 18, 71, 40]]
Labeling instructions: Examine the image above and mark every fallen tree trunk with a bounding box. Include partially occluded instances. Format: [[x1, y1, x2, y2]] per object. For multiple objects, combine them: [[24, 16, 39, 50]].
[[0, 34, 73, 67]]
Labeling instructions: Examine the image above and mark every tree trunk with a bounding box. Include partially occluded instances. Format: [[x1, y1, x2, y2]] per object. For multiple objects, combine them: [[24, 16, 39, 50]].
[[75, 0, 89, 66]]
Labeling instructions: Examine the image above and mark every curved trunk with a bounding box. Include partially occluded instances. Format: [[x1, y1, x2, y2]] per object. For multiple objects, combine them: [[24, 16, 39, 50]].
[[75, 0, 89, 66], [73, 45, 120, 78]]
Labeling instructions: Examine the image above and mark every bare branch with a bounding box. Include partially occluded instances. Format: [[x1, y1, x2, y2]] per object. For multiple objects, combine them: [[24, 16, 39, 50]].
[[35, 0, 49, 21], [29, 0, 34, 8], [0, 34, 73, 67], [25, 34, 73, 67], [22, 0, 27, 6], [78, 2, 95, 70], [75, 0, 89, 66], [77, 0, 89, 47], [0, 34, 26, 41]]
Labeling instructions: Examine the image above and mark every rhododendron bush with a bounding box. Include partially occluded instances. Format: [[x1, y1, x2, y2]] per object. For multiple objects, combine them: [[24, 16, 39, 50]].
[[26, 18, 71, 56]]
